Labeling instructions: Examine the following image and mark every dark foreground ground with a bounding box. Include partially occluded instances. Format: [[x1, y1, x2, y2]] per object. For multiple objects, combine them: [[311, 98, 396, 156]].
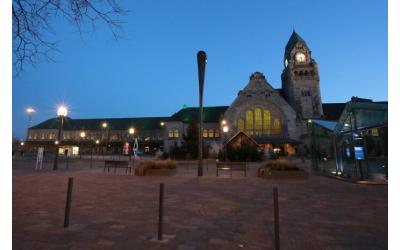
[[13, 158, 387, 250]]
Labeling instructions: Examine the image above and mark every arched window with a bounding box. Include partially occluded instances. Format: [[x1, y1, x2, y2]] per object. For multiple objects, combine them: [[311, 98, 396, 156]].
[[174, 129, 179, 138], [299, 71, 304, 76], [208, 130, 214, 138], [246, 110, 254, 134], [273, 118, 281, 135], [263, 109, 271, 135], [238, 119, 245, 132], [203, 129, 208, 138], [294, 71, 298, 76], [255, 108, 262, 135], [168, 130, 174, 138], [304, 71, 308, 76], [214, 130, 220, 138]]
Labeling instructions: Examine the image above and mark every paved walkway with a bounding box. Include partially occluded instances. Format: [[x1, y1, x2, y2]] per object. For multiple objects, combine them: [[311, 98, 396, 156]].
[[13, 159, 387, 249]]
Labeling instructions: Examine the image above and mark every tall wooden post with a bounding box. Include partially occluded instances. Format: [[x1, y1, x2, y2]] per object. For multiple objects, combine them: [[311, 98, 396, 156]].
[[197, 51, 207, 177]]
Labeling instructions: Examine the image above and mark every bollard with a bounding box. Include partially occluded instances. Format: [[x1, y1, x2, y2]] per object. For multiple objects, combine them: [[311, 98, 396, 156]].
[[64, 177, 74, 228], [158, 183, 164, 240], [273, 187, 280, 250]]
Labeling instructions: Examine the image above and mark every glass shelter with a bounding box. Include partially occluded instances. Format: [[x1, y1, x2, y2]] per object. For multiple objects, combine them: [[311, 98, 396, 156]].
[[310, 98, 387, 182]]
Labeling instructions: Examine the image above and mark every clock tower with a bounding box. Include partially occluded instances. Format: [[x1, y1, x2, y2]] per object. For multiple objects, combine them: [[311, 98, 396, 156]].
[[281, 31, 323, 120]]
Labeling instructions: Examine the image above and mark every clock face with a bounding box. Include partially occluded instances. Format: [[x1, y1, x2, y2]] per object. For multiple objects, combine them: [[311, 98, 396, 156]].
[[295, 52, 306, 63]]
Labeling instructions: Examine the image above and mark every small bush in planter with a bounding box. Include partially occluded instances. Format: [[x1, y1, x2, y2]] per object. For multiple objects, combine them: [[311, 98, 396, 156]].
[[136, 159, 176, 175], [257, 160, 302, 176]]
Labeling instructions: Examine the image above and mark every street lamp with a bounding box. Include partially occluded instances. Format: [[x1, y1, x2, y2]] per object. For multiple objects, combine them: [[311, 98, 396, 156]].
[[79, 131, 86, 159], [26, 107, 35, 140], [53, 105, 68, 170], [102, 122, 109, 157], [128, 127, 135, 161], [222, 122, 229, 161], [197, 50, 207, 177]]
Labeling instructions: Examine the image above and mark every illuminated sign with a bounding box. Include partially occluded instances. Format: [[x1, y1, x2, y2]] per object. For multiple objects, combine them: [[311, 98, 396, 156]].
[[354, 146, 365, 160]]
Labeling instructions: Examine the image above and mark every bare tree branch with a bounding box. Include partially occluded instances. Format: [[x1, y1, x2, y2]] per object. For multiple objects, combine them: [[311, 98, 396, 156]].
[[12, 0, 127, 76]]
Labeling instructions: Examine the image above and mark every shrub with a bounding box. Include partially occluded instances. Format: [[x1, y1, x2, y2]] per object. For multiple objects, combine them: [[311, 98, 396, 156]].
[[226, 141, 263, 162], [137, 159, 177, 170], [258, 160, 301, 173]]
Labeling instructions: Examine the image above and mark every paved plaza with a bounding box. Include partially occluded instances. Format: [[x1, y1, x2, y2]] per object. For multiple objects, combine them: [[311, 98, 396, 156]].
[[12, 157, 387, 249]]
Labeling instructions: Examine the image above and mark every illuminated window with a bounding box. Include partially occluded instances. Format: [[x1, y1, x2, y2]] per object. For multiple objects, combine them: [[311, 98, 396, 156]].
[[273, 118, 281, 135], [208, 130, 214, 138], [238, 119, 245, 132], [214, 130, 220, 137], [173, 129, 179, 138], [371, 128, 379, 137], [203, 129, 208, 138], [246, 110, 254, 131], [255, 108, 262, 135], [263, 109, 271, 135], [168, 130, 174, 138]]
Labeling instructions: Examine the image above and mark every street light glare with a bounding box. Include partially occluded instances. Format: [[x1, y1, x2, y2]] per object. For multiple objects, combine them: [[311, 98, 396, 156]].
[[26, 107, 35, 113], [102, 122, 108, 128], [95, 140, 100, 144], [129, 127, 135, 134], [222, 125, 229, 133], [57, 105, 68, 117], [221, 120, 227, 125], [80, 131, 86, 138]]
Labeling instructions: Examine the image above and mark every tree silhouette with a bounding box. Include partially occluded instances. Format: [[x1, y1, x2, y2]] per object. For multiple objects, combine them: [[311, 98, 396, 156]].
[[12, 0, 127, 75]]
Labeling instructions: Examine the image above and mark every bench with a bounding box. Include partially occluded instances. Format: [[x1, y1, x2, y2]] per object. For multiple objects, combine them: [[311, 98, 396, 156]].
[[216, 162, 247, 177], [104, 160, 132, 174]]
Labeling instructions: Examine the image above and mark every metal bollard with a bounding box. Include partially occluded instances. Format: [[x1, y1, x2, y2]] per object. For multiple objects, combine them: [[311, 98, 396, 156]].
[[273, 187, 280, 250], [64, 177, 74, 228], [158, 183, 164, 240]]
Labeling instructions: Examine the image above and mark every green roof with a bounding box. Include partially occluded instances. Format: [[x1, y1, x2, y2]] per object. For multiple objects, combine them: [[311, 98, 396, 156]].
[[169, 106, 228, 123], [30, 117, 169, 131]]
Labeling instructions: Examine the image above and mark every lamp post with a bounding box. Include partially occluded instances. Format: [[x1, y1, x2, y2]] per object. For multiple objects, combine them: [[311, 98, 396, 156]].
[[79, 131, 86, 159], [222, 121, 229, 161], [128, 127, 135, 161], [26, 107, 35, 140], [102, 122, 109, 158], [197, 50, 207, 177], [53, 105, 68, 171]]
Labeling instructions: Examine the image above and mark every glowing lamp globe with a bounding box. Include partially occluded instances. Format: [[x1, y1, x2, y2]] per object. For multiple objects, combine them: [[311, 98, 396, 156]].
[[57, 106, 68, 117]]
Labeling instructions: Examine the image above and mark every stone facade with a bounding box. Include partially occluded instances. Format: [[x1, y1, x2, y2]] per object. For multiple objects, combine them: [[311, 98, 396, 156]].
[[26, 31, 327, 156], [281, 31, 323, 120], [223, 72, 301, 140]]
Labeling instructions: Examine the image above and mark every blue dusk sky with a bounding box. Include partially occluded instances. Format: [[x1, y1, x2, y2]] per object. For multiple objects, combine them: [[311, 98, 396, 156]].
[[12, 0, 388, 139]]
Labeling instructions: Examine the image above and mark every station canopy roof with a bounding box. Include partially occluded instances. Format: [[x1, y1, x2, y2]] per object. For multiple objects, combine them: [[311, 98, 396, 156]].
[[334, 98, 387, 134]]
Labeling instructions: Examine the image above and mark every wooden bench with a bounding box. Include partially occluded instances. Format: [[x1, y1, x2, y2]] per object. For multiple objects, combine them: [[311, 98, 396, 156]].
[[216, 162, 247, 177], [104, 160, 132, 174]]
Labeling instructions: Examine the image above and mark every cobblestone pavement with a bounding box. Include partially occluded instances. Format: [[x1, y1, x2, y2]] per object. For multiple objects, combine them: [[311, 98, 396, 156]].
[[13, 158, 387, 249]]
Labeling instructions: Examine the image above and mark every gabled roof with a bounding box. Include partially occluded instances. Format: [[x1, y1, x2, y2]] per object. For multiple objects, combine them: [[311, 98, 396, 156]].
[[226, 131, 260, 147], [284, 30, 308, 60], [169, 106, 228, 123], [30, 116, 168, 131]]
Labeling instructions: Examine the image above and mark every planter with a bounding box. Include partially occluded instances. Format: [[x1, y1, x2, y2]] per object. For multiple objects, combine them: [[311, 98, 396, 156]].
[[258, 169, 309, 180], [135, 167, 176, 176]]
